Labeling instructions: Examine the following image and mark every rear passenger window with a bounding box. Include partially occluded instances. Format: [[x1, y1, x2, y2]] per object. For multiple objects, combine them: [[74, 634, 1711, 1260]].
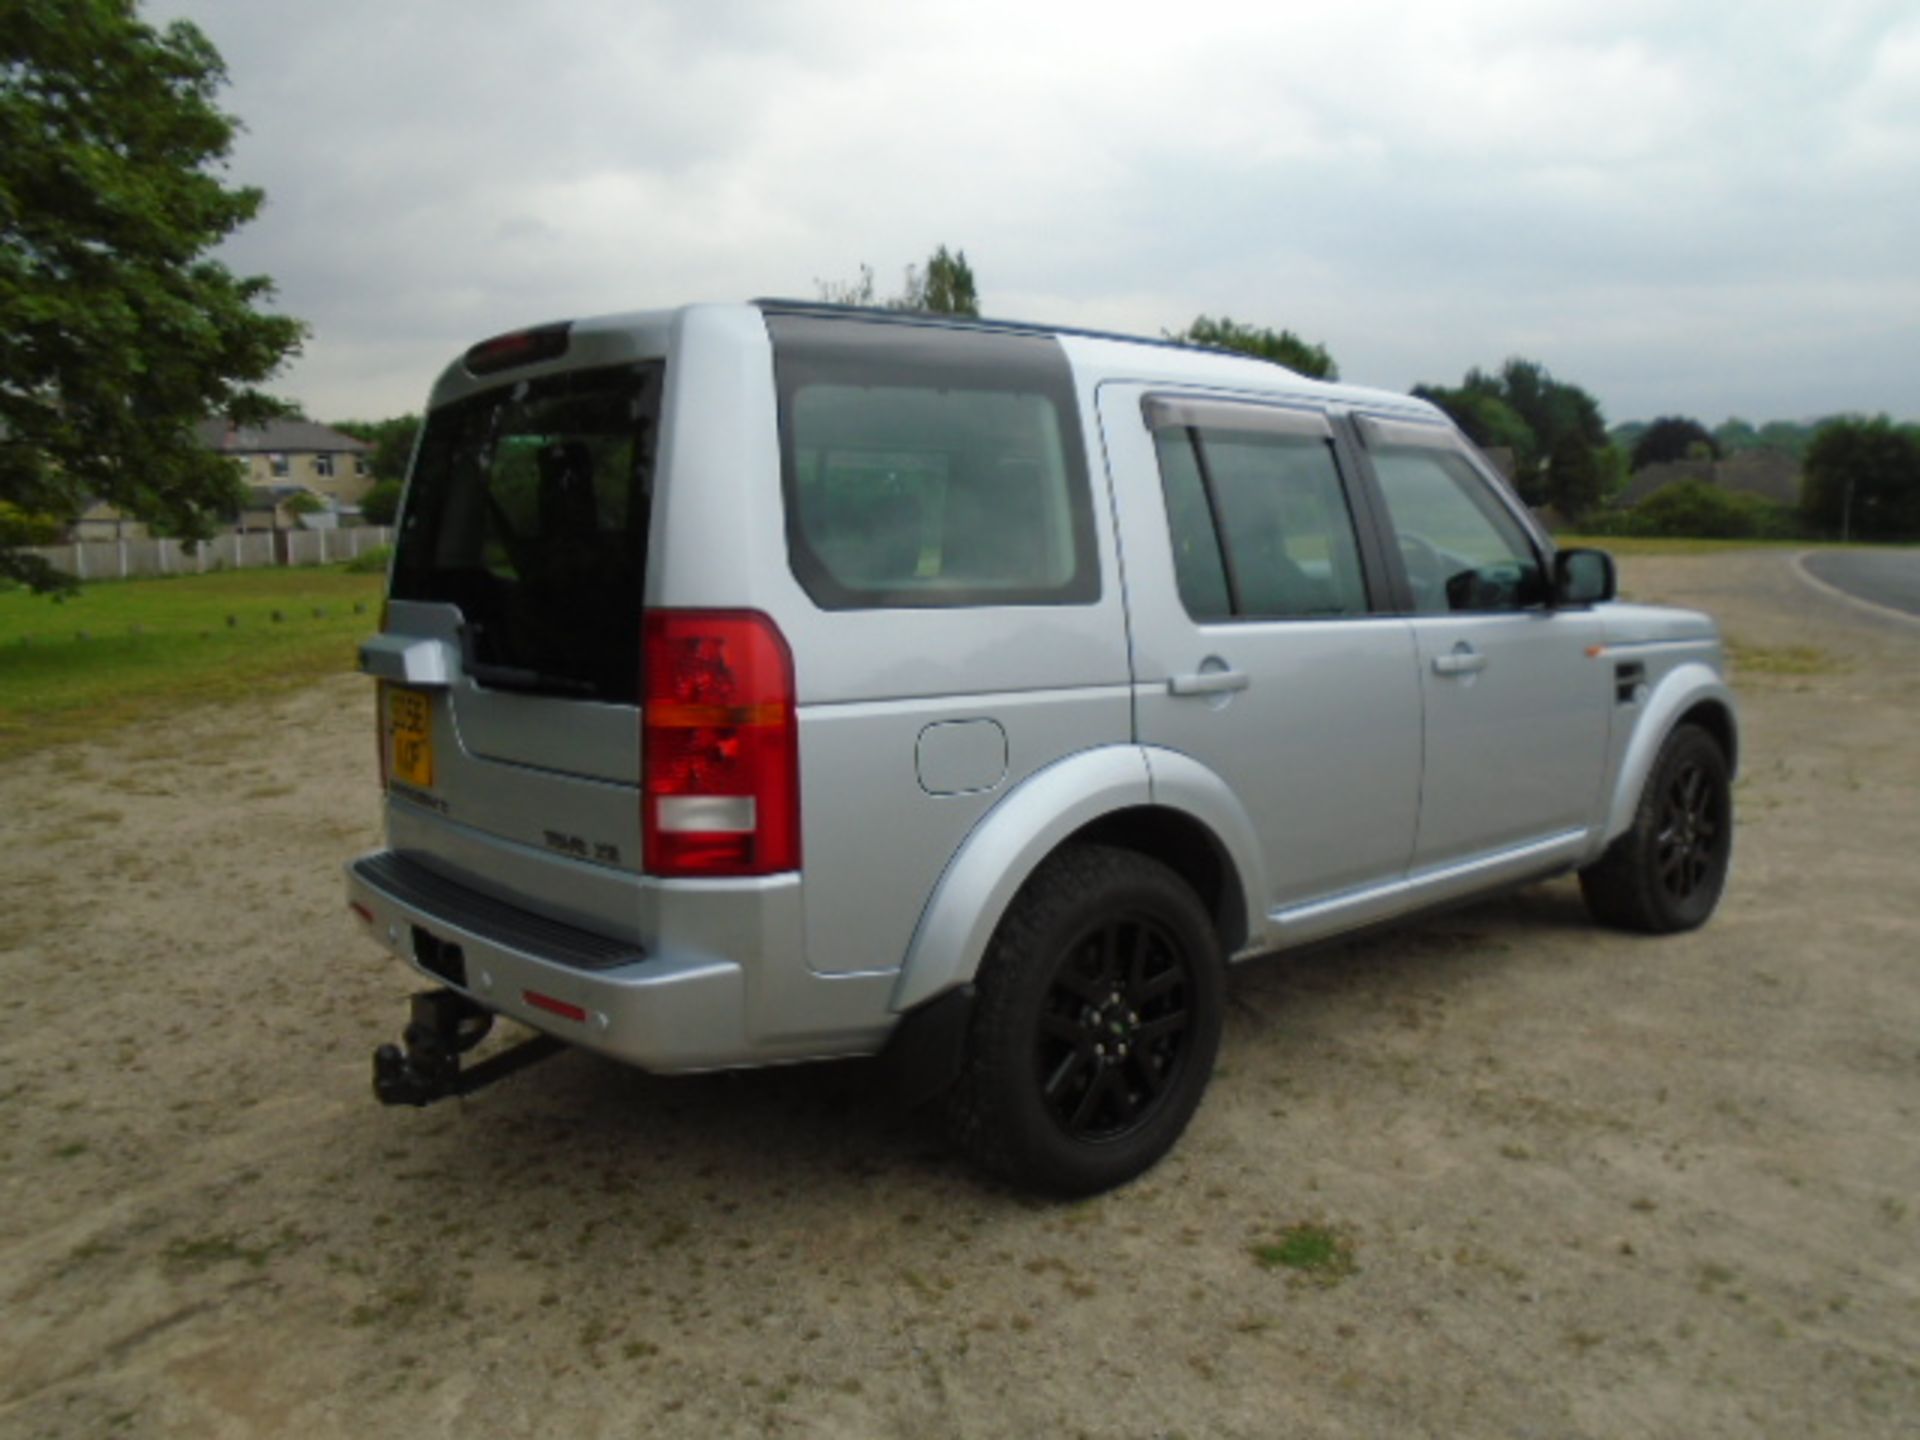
[[770, 316, 1099, 609], [1151, 419, 1370, 621]]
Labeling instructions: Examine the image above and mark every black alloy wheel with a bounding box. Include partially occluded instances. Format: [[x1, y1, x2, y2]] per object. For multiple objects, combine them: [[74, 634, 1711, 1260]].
[[1035, 913, 1196, 1143], [1654, 755, 1726, 905], [1580, 722, 1733, 934], [948, 844, 1225, 1196]]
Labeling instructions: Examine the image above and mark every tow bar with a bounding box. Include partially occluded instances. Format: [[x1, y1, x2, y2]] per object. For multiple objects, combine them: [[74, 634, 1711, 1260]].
[[373, 989, 563, 1107]]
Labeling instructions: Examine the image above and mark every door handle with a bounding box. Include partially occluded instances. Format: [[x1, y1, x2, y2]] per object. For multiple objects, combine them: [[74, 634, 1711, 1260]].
[[1168, 668, 1251, 696], [1431, 648, 1487, 677]]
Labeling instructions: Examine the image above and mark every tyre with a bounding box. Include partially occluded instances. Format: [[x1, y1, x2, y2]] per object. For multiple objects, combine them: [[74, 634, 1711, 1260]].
[[947, 843, 1225, 1196], [1579, 723, 1732, 933]]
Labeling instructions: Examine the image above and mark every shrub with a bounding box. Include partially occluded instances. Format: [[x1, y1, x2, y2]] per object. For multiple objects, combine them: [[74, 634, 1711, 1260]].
[[360, 479, 403, 526], [1623, 480, 1799, 540], [342, 544, 392, 574]]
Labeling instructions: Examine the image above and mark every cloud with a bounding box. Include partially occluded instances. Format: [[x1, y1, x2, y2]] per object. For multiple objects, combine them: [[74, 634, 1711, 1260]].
[[154, 0, 1920, 423]]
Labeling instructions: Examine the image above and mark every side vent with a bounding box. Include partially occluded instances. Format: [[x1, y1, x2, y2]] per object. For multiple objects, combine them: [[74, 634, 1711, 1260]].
[[1614, 661, 1646, 705]]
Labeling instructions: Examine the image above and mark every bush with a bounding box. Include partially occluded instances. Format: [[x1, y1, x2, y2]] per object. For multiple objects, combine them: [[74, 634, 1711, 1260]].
[[1618, 480, 1799, 540], [360, 479, 403, 526], [342, 544, 392, 574]]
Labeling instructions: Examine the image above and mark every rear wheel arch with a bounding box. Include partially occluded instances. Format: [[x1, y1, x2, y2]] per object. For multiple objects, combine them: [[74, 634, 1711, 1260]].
[[889, 748, 1260, 1014], [1068, 806, 1249, 958]]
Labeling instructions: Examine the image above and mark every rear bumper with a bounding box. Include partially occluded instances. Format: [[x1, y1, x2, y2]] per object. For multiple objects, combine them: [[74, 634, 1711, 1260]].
[[345, 851, 896, 1072]]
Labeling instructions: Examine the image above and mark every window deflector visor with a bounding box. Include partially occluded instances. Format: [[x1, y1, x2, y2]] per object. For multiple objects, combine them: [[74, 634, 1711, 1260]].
[[1356, 415, 1457, 451], [1143, 396, 1332, 441]]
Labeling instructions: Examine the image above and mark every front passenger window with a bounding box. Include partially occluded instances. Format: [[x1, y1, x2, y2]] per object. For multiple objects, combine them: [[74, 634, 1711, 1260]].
[[1369, 447, 1544, 613]]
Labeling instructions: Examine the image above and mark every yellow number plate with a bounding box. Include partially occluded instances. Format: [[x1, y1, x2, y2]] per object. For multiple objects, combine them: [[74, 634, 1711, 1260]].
[[388, 686, 434, 789]]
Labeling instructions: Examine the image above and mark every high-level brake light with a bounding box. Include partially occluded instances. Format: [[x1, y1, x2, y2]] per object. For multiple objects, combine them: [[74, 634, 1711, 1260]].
[[463, 322, 571, 375]]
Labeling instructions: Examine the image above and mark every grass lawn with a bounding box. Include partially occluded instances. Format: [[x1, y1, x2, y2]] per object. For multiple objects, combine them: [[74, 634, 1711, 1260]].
[[0, 567, 386, 760]]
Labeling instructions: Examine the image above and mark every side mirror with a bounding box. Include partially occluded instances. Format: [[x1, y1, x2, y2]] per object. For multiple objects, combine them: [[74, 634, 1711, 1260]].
[[1553, 547, 1616, 607]]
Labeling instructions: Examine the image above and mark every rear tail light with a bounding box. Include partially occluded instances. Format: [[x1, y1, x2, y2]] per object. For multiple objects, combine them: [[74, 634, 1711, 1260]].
[[642, 610, 800, 877]]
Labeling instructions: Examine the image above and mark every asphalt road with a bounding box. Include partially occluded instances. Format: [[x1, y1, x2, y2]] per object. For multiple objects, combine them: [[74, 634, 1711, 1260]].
[[1802, 547, 1920, 618]]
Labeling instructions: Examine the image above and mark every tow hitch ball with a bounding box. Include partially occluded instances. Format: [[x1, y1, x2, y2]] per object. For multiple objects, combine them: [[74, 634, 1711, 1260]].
[[372, 988, 562, 1107], [373, 989, 495, 1106]]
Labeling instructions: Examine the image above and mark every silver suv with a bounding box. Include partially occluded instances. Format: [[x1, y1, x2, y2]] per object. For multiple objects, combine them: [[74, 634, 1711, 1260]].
[[347, 302, 1737, 1195]]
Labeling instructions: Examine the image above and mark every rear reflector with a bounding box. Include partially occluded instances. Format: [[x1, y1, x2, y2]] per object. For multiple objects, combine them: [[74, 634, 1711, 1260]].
[[642, 609, 800, 877], [464, 322, 571, 375], [348, 901, 374, 925], [523, 990, 587, 1024]]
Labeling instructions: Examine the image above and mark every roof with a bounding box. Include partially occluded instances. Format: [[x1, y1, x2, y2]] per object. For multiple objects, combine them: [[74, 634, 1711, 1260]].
[[197, 418, 370, 455]]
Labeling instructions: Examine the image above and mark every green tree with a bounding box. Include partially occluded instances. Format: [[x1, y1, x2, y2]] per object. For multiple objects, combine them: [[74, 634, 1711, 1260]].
[[333, 415, 420, 483], [1170, 315, 1339, 380], [1758, 420, 1819, 459], [899, 244, 979, 316], [816, 244, 981, 316], [814, 262, 877, 307], [1630, 416, 1721, 471], [1417, 358, 1607, 517], [1712, 417, 1759, 454], [1413, 386, 1539, 476], [1609, 419, 1649, 454], [1802, 416, 1920, 540], [1, 0, 304, 591]]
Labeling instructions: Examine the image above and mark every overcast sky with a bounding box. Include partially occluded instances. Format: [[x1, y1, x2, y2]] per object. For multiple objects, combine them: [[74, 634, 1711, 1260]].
[[150, 0, 1919, 427]]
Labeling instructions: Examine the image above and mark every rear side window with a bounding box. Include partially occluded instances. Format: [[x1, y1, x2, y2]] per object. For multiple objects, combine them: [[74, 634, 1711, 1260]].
[[769, 315, 1099, 609], [391, 362, 663, 702], [1152, 419, 1370, 621]]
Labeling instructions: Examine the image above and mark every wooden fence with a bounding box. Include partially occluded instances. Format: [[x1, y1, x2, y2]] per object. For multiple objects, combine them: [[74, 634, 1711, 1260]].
[[24, 527, 393, 581]]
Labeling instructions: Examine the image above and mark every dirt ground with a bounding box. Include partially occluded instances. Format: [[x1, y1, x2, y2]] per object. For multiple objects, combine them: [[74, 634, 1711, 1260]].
[[2, 550, 1916, 1440]]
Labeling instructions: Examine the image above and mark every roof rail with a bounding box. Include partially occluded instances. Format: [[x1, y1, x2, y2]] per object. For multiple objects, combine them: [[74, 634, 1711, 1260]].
[[749, 298, 1292, 367]]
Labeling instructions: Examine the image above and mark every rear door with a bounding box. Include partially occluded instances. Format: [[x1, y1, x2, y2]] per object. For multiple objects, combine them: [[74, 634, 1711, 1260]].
[[1101, 387, 1424, 915], [1353, 415, 1611, 868], [380, 355, 665, 913]]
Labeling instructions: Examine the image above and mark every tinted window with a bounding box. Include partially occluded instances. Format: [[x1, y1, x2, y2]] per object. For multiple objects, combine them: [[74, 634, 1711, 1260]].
[[391, 363, 662, 702], [1154, 430, 1231, 620], [1152, 425, 1369, 620], [1370, 446, 1543, 613], [771, 316, 1098, 609]]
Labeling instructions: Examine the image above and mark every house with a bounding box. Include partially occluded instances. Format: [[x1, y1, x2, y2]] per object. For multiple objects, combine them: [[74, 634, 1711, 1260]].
[[195, 418, 375, 508], [237, 483, 339, 533], [70, 500, 152, 541]]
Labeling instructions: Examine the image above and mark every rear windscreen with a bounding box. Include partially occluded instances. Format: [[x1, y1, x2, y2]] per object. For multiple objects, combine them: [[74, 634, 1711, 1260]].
[[391, 362, 663, 703]]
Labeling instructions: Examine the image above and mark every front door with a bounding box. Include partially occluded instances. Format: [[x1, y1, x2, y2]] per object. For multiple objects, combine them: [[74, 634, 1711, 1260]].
[[1356, 417, 1611, 869]]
